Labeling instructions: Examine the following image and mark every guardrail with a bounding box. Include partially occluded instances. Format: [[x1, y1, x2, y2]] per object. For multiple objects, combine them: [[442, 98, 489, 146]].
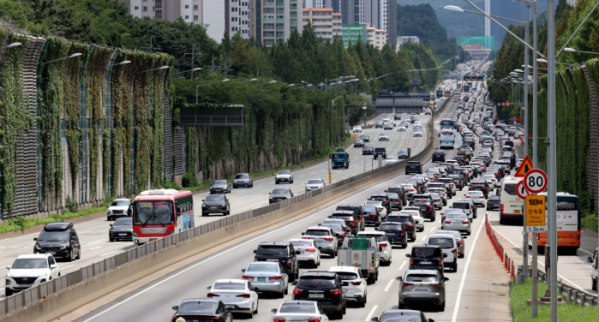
[[0, 101, 449, 319]]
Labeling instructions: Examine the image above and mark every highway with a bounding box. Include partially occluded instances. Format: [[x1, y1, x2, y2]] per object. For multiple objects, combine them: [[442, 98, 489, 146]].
[[64, 100, 501, 322], [0, 109, 436, 297]]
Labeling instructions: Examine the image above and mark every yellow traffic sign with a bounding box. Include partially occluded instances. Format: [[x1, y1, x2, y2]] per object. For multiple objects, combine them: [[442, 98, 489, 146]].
[[525, 195, 546, 228], [515, 155, 533, 177]]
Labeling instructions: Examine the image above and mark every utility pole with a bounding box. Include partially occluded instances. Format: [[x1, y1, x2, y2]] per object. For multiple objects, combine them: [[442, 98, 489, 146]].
[[184, 44, 202, 78], [140, 36, 161, 53]]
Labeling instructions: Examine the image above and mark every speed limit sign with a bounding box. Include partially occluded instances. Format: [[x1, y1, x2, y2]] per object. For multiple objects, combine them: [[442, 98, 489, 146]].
[[524, 169, 548, 194], [516, 181, 530, 199]]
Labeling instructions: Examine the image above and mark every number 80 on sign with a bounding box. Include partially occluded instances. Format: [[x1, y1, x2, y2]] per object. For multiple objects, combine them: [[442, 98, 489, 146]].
[[524, 169, 548, 194]]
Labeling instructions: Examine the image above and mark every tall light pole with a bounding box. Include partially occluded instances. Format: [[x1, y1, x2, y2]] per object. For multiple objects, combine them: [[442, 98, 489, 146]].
[[195, 78, 230, 103], [0, 42, 22, 50]]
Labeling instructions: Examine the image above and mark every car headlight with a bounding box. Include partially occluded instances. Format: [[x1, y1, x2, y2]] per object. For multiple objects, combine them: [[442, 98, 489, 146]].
[[60, 245, 68, 249], [133, 231, 138, 238], [221, 204, 226, 207], [269, 196, 273, 199], [6, 279, 11, 285]]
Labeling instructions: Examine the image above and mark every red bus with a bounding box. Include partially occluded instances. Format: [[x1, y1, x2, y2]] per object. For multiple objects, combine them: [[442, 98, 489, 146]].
[[132, 189, 194, 245]]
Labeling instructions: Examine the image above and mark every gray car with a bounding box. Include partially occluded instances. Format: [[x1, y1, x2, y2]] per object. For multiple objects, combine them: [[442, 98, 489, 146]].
[[275, 170, 294, 184], [233, 173, 253, 188], [210, 179, 231, 194], [397, 269, 448, 311], [437, 230, 466, 258], [305, 179, 326, 193], [109, 217, 133, 242], [241, 261, 289, 297]]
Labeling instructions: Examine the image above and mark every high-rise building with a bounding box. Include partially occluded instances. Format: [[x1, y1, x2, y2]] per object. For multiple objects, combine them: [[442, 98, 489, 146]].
[[333, 13, 342, 39], [227, 0, 251, 39], [364, 24, 387, 50], [339, 0, 395, 47], [303, 8, 335, 40], [490, 0, 528, 50], [396, 36, 420, 51], [341, 24, 367, 48], [252, 0, 304, 47]]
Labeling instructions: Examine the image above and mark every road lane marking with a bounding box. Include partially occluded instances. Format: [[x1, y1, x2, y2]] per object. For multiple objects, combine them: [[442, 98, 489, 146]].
[[62, 265, 75, 270], [429, 226, 436, 232], [420, 236, 427, 241], [384, 279, 394, 292], [398, 260, 407, 271], [364, 305, 378, 321]]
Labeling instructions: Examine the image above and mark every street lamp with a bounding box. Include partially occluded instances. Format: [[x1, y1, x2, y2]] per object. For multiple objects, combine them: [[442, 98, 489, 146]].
[[288, 84, 295, 87], [172, 67, 202, 76], [41, 53, 82, 66], [564, 47, 599, 56], [0, 42, 22, 50], [537, 58, 577, 66], [96, 60, 131, 70], [138, 65, 170, 74], [195, 78, 230, 103], [238, 78, 258, 83], [255, 80, 277, 86]]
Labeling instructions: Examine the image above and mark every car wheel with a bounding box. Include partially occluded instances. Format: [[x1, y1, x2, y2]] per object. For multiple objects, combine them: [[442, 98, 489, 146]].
[[67, 248, 74, 262], [275, 181, 279, 184], [290, 180, 294, 184], [284, 286, 289, 295], [431, 216, 436, 222], [335, 308, 344, 319], [453, 260, 459, 272], [440, 300, 446, 311], [202, 211, 207, 217], [109, 237, 114, 242], [248, 305, 255, 318], [5, 289, 12, 297], [398, 303, 406, 309], [467, 230, 471, 236], [360, 294, 367, 307], [593, 278, 597, 291]]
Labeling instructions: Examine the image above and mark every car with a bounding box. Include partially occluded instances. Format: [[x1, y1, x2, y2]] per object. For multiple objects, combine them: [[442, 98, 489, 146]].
[[275, 170, 294, 184], [241, 261, 289, 298], [387, 212, 417, 241], [320, 223, 349, 246], [301, 227, 338, 257], [354, 139, 365, 147], [384, 123, 394, 130], [33, 222, 81, 261], [210, 179, 232, 194], [207, 279, 259, 317], [410, 115, 418, 123], [406, 245, 445, 277], [413, 130, 423, 137], [254, 242, 299, 281], [398, 149, 410, 159], [271, 300, 331, 322], [441, 212, 471, 235], [409, 210, 425, 232], [289, 239, 321, 268], [330, 210, 362, 234], [410, 198, 436, 222], [394, 113, 402, 120], [357, 231, 393, 266], [452, 199, 475, 220], [108, 217, 133, 242], [292, 271, 347, 319], [362, 206, 382, 227], [328, 266, 368, 306], [305, 178, 326, 193], [368, 194, 392, 213], [437, 230, 466, 258], [374, 147, 387, 159], [353, 126, 363, 133], [398, 125, 407, 132], [172, 299, 233, 322], [359, 134, 370, 142], [397, 269, 447, 310], [335, 205, 367, 231], [588, 248, 599, 291], [364, 200, 388, 219], [487, 194, 501, 210], [427, 188, 447, 206], [362, 145, 374, 155], [202, 194, 231, 216], [233, 173, 254, 188], [385, 157, 399, 165], [106, 198, 132, 220], [465, 190, 486, 207], [269, 188, 294, 204], [371, 309, 434, 322], [383, 192, 403, 211], [377, 222, 408, 248], [432, 151, 446, 162], [5, 254, 61, 297], [375, 121, 383, 128], [379, 133, 390, 141], [405, 161, 423, 174], [428, 192, 443, 210], [425, 234, 459, 272]]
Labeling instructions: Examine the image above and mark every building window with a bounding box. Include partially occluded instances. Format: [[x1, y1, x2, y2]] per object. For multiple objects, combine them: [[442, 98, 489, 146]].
[[134, 6, 139, 10], [185, 4, 189, 9], [194, 15, 199, 21], [185, 15, 190, 19], [194, 5, 198, 10], [156, 9, 162, 18], [143, 6, 148, 11]]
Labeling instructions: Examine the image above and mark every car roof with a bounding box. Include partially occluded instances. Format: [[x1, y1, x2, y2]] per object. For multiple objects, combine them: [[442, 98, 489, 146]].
[[357, 231, 385, 236], [213, 279, 246, 284], [429, 233, 457, 240], [306, 226, 332, 231], [16, 254, 52, 259], [328, 266, 360, 273], [258, 242, 289, 246], [44, 222, 73, 231], [405, 269, 440, 275], [300, 271, 337, 278]]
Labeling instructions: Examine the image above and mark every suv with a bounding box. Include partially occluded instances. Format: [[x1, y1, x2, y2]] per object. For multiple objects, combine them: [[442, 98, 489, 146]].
[[469, 179, 490, 198], [452, 200, 476, 220], [33, 222, 81, 261], [233, 173, 254, 188], [385, 186, 408, 205], [362, 206, 382, 227], [254, 242, 300, 281], [410, 198, 436, 222], [292, 271, 347, 319], [397, 269, 447, 311], [432, 151, 446, 162], [302, 227, 338, 257], [5, 254, 61, 296], [425, 234, 459, 272], [405, 161, 422, 174], [334, 205, 366, 232], [275, 170, 294, 184], [107, 198, 132, 221], [386, 212, 416, 241], [406, 245, 445, 277], [374, 147, 387, 159]]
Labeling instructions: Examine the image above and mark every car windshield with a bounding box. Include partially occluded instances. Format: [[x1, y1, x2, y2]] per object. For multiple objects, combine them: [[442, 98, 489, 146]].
[[278, 303, 316, 314], [213, 282, 245, 290], [214, 180, 227, 185], [37, 230, 69, 243], [12, 258, 48, 269], [246, 263, 278, 272], [306, 229, 331, 236], [428, 237, 454, 249], [332, 152, 346, 158], [114, 218, 132, 226], [206, 195, 225, 202], [388, 216, 410, 223], [134, 201, 174, 226], [111, 200, 129, 207], [278, 170, 291, 175], [308, 180, 322, 185], [178, 301, 218, 315], [297, 276, 336, 288], [272, 189, 289, 195], [405, 274, 438, 283], [235, 174, 249, 179], [362, 206, 376, 213], [379, 223, 402, 230]]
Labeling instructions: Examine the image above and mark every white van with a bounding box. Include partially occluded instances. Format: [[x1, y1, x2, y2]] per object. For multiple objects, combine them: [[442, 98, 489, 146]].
[[439, 129, 455, 149], [499, 176, 524, 225]]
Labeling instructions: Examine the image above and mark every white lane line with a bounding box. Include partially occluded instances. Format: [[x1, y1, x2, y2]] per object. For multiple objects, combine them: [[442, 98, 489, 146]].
[[90, 246, 103, 250], [384, 278, 394, 292], [398, 260, 407, 271], [62, 265, 75, 270], [364, 305, 378, 322], [451, 215, 485, 322], [429, 226, 436, 232], [101, 250, 120, 257], [420, 235, 427, 241], [579, 248, 593, 256]]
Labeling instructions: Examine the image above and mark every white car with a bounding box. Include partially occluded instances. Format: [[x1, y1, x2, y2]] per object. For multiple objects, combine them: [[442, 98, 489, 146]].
[[410, 211, 425, 232], [241, 261, 289, 297], [353, 126, 362, 133], [364, 200, 387, 218], [385, 157, 399, 165], [305, 178, 326, 193], [425, 234, 459, 272], [328, 266, 368, 307], [271, 301, 330, 322], [5, 254, 61, 297], [207, 279, 259, 317], [379, 133, 390, 141], [357, 231, 392, 266], [275, 170, 294, 184], [301, 227, 338, 257], [413, 130, 423, 137], [289, 239, 321, 268], [466, 190, 486, 207], [384, 123, 394, 130], [482, 174, 500, 188], [107, 198, 132, 221], [397, 126, 407, 132]]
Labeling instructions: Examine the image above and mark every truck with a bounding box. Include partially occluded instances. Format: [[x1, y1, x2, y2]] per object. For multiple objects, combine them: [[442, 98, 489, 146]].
[[330, 147, 350, 169], [337, 236, 380, 284]]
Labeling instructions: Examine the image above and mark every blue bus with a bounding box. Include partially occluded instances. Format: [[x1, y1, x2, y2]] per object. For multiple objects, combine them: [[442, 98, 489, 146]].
[[440, 119, 454, 130]]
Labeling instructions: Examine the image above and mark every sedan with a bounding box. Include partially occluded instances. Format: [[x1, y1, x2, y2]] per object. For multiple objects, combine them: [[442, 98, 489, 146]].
[[108, 217, 133, 242], [269, 188, 294, 204], [241, 262, 289, 298], [233, 173, 253, 188], [413, 130, 423, 137], [305, 179, 326, 193], [359, 134, 370, 142], [398, 150, 409, 159], [379, 133, 390, 141], [202, 194, 231, 216], [465, 190, 486, 207], [442, 213, 472, 235], [397, 125, 407, 132], [210, 179, 231, 194], [289, 239, 321, 268], [364, 201, 387, 219], [207, 279, 259, 317], [271, 301, 330, 322], [172, 299, 233, 322], [354, 139, 365, 147], [275, 170, 294, 184]]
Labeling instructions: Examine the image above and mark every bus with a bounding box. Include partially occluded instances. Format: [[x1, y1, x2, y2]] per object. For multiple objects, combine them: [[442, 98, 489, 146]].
[[440, 118, 454, 130], [132, 189, 195, 245], [436, 88, 444, 99], [499, 177, 524, 225], [444, 89, 451, 97], [457, 82, 462, 91], [439, 128, 455, 149], [529, 192, 581, 254]]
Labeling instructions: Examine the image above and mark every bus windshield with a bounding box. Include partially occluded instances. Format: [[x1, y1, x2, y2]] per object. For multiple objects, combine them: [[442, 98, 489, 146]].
[[440, 119, 453, 128], [134, 201, 174, 226]]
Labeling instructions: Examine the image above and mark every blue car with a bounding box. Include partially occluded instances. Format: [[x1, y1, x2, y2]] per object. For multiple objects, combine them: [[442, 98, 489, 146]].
[[377, 222, 407, 248]]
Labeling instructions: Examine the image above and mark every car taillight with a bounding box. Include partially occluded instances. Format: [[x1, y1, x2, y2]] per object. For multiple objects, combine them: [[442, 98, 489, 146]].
[[350, 281, 362, 285], [349, 221, 357, 225], [410, 258, 414, 265], [445, 221, 451, 224], [462, 221, 469, 224], [207, 293, 220, 298], [429, 206, 433, 211], [577, 230, 581, 240], [302, 237, 312, 240], [469, 187, 474, 190], [294, 288, 303, 295], [439, 259, 443, 265], [287, 258, 293, 266], [459, 241, 463, 245], [338, 233, 346, 237], [273, 317, 286, 322], [500, 204, 504, 215], [324, 237, 334, 241], [379, 243, 388, 247], [402, 283, 414, 287], [330, 288, 341, 296], [242, 275, 255, 280], [308, 318, 322, 322], [398, 231, 405, 236], [406, 223, 413, 227], [395, 199, 400, 202], [254, 257, 259, 261], [371, 213, 378, 216], [480, 196, 484, 198], [465, 196, 470, 198], [430, 283, 442, 287], [306, 248, 316, 252], [454, 249, 458, 255], [236, 294, 251, 298]]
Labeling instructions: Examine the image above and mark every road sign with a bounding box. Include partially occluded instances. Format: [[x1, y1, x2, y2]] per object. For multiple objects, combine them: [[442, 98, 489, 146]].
[[518, 134, 530, 144], [521, 106, 525, 111], [525, 195, 546, 233], [517, 116, 523, 122], [515, 155, 533, 177], [506, 102, 511, 107], [511, 116, 517, 122], [516, 181, 530, 199], [524, 169, 548, 194]]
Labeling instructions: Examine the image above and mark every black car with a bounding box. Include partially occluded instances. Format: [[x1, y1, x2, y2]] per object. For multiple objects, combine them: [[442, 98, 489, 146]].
[[362, 206, 382, 227], [432, 151, 445, 162], [292, 271, 346, 319], [33, 222, 81, 261], [398, 149, 410, 159], [354, 139, 365, 147], [487, 194, 501, 210], [406, 245, 445, 277], [469, 179, 490, 198], [377, 222, 408, 248], [254, 242, 300, 280], [411, 198, 436, 222], [372, 309, 434, 322], [334, 205, 366, 232], [375, 121, 383, 128], [210, 179, 232, 194], [171, 299, 233, 322], [405, 161, 422, 174], [359, 134, 370, 142], [362, 145, 374, 155], [269, 188, 294, 204], [374, 147, 387, 159], [385, 186, 408, 205], [448, 169, 469, 185], [202, 194, 231, 216], [368, 194, 391, 212], [233, 173, 253, 188], [109, 217, 133, 242], [386, 214, 416, 241]]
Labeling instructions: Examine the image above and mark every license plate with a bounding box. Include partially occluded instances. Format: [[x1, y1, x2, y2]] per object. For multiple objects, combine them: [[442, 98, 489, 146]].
[[557, 237, 563, 241], [257, 277, 266, 282], [419, 261, 432, 265], [416, 286, 429, 290], [515, 210, 521, 214], [267, 259, 279, 262], [309, 293, 325, 299], [119, 233, 127, 236], [149, 238, 157, 242], [386, 233, 395, 236]]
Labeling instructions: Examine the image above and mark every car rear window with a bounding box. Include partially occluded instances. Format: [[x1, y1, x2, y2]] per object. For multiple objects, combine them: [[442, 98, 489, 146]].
[[428, 238, 454, 249], [279, 302, 317, 314], [290, 241, 312, 247], [178, 301, 218, 315], [452, 203, 469, 209], [407, 161, 420, 165], [412, 247, 439, 258], [256, 245, 288, 256], [335, 272, 359, 280], [388, 216, 410, 223], [297, 276, 336, 288], [375, 148, 386, 152], [213, 282, 245, 290], [379, 223, 402, 230], [405, 274, 438, 283], [305, 229, 331, 236], [358, 234, 386, 242]]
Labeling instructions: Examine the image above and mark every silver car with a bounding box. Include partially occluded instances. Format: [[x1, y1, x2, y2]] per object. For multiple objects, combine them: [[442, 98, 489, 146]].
[[301, 227, 338, 257], [289, 239, 321, 268], [305, 178, 326, 193], [241, 261, 289, 297], [425, 234, 459, 272], [442, 212, 471, 235], [379, 133, 390, 141], [275, 170, 294, 184], [233, 173, 253, 188], [428, 193, 443, 210], [397, 269, 448, 310], [437, 230, 466, 258], [413, 130, 423, 137]]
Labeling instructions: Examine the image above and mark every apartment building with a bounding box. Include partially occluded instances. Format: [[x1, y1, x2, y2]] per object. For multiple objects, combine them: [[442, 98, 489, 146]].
[[228, 0, 251, 38], [339, 0, 395, 47], [252, 0, 304, 47], [303, 8, 334, 40], [396, 36, 420, 51], [364, 23, 386, 50], [333, 12, 342, 39], [341, 24, 367, 49]]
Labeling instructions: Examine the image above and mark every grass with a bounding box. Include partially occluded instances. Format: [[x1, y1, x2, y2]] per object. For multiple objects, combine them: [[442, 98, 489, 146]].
[[582, 213, 598, 233], [511, 278, 597, 321]]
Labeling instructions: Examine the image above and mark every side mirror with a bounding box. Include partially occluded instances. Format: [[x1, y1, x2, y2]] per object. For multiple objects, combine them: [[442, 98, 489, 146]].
[[292, 281, 298, 286], [371, 318, 380, 322], [50, 264, 57, 269], [429, 319, 435, 322], [379, 247, 383, 252], [405, 254, 411, 258], [253, 287, 260, 291], [33, 238, 38, 241], [318, 223, 321, 226], [201, 199, 204, 202], [588, 257, 593, 263], [301, 232, 305, 235], [463, 236, 468, 239], [269, 193, 271, 195], [206, 286, 212, 290], [241, 269, 246, 273], [443, 253, 448, 258], [329, 154, 333, 159], [5, 266, 10, 270], [172, 306, 179, 311], [396, 276, 403, 281], [444, 277, 449, 282], [109, 224, 113, 228], [271, 309, 278, 313], [253, 250, 257, 254]]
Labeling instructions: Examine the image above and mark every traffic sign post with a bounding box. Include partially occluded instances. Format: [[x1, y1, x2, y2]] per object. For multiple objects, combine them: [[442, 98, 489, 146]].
[[516, 181, 530, 200], [511, 116, 517, 123], [515, 155, 533, 177], [524, 169, 548, 194], [525, 195, 547, 232]]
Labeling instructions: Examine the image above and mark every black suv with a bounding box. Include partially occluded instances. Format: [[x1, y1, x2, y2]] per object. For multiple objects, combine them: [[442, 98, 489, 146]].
[[469, 179, 490, 198], [405, 161, 422, 174], [202, 194, 231, 216], [385, 186, 408, 205], [335, 205, 366, 231], [411, 198, 436, 222], [362, 145, 374, 155], [254, 242, 300, 280], [432, 151, 446, 162], [362, 206, 382, 227], [374, 147, 387, 159], [407, 245, 445, 277], [292, 271, 346, 319], [386, 214, 416, 241], [34, 222, 81, 261]]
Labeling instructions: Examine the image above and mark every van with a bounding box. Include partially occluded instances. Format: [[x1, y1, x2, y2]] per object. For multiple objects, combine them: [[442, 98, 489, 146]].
[[499, 176, 524, 225]]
